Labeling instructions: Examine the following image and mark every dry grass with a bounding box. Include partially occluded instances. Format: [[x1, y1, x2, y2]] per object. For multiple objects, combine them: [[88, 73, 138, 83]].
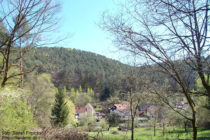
[[42, 127, 89, 140]]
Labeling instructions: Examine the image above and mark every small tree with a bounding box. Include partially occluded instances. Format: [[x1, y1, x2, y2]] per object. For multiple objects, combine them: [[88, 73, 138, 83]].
[[52, 87, 69, 127], [26, 73, 56, 128], [0, 92, 36, 131], [65, 99, 76, 126], [106, 113, 121, 128], [120, 65, 146, 140], [79, 114, 96, 131]]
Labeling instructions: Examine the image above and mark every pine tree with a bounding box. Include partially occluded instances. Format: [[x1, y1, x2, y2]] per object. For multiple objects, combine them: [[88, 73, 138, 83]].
[[51, 87, 69, 127], [79, 86, 82, 93], [70, 88, 77, 101]]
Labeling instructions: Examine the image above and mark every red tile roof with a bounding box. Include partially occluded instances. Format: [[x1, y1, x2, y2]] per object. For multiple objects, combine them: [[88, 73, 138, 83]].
[[114, 104, 129, 111], [76, 107, 87, 114]]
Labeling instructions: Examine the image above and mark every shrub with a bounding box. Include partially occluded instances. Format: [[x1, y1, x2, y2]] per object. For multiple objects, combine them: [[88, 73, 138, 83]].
[[0, 96, 36, 131], [79, 114, 96, 128], [43, 127, 89, 140], [26, 73, 56, 128], [106, 114, 121, 127], [100, 120, 109, 130]]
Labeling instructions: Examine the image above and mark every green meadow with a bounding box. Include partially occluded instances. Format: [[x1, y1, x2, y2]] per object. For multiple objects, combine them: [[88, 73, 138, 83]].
[[88, 127, 210, 140]]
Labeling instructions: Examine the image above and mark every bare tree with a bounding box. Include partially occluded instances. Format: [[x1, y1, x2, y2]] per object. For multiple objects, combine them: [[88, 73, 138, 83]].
[[147, 79, 195, 136], [102, 0, 210, 139], [128, 91, 141, 140], [121, 67, 148, 140], [0, 0, 60, 87]]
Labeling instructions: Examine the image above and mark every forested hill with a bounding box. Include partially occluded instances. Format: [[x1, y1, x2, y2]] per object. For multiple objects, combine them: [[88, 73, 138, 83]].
[[24, 47, 202, 99], [24, 47, 130, 96]]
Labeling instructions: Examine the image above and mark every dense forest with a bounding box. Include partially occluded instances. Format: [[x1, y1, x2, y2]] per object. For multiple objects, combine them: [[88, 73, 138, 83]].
[[23, 47, 200, 99], [23, 47, 131, 99]]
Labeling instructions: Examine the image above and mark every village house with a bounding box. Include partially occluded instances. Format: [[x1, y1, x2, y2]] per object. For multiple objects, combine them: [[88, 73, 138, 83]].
[[109, 103, 158, 121], [75, 103, 96, 121], [109, 103, 131, 121], [137, 104, 157, 119]]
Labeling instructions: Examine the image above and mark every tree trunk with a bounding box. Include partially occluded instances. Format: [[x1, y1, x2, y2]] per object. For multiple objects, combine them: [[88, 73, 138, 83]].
[[184, 121, 188, 132], [197, 58, 210, 98], [1, 43, 11, 87], [154, 116, 156, 136], [162, 122, 165, 136], [154, 123, 156, 136], [19, 43, 24, 87], [131, 116, 134, 140], [1, 30, 16, 87], [192, 111, 197, 140]]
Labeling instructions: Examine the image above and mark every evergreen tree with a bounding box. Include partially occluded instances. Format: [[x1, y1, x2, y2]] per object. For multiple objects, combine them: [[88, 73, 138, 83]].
[[51, 87, 69, 127], [70, 88, 76, 101], [87, 88, 94, 97], [100, 87, 112, 101], [79, 86, 83, 93]]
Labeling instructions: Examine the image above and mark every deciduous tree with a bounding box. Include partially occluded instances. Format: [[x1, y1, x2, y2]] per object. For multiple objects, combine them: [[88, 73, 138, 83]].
[[0, 0, 60, 87], [102, 0, 210, 139]]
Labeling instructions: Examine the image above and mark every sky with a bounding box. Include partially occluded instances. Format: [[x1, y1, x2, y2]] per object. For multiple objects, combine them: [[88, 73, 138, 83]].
[[56, 0, 127, 62]]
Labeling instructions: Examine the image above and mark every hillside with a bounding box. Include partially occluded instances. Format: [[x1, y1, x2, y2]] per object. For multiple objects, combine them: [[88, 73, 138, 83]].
[[23, 47, 202, 98], [24, 47, 131, 97]]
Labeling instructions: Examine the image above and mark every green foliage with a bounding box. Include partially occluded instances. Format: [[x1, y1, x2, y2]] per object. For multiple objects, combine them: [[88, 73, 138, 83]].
[[23, 47, 129, 99], [51, 87, 69, 127], [197, 107, 210, 128], [87, 87, 94, 97], [106, 114, 121, 127], [69, 87, 95, 107], [65, 99, 76, 126], [0, 65, 21, 86], [100, 120, 109, 130], [23, 47, 201, 102], [79, 86, 82, 93], [100, 87, 112, 101], [25, 73, 56, 128], [195, 75, 210, 93], [69, 88, 78, 101], [165, 109, 187, 127], [74, 93, 92, 107], [78, 114, 96, 129], [195, 75, 210, 128], [88, 127, 210, 140], [0, 96, 35, 131]]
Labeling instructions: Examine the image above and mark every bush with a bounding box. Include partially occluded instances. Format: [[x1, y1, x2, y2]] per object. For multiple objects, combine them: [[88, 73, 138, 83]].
[[43, 127, 89, 140], [106, 114, 121, 127], [26, 73, 56, 128], [100, 120, 109, 130], [79, 114, 96, 129], [197, 107, 210, 129], [0, 96, 36, 131]]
